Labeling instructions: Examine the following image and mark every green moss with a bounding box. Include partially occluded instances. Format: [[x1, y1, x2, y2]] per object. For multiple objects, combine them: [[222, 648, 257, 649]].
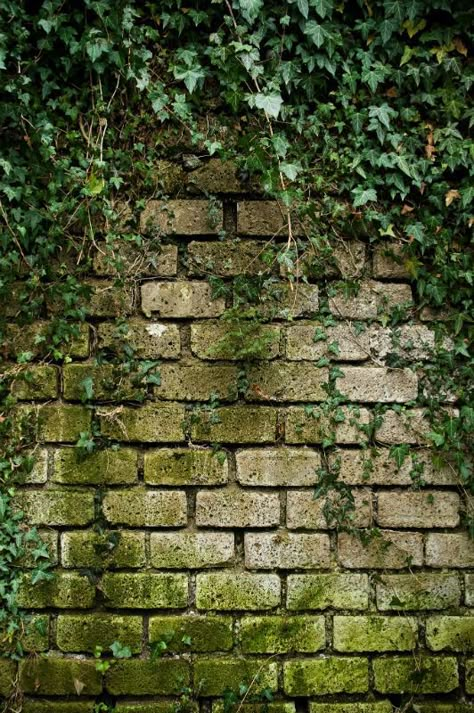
[[53, 447, 138, 484], [22, 702, 95, 713], [466, 658, 474, 694], [0, 659, 16, 696], [116, 704, 198, 713], [194, 657, 278, 696], [426, 616, 474, 652], [373, 656, 458, 694], [22, 615, 50, 652], [12, 364, 58, 400], [63, 363, 145, 401], [101, 572, 188, 609], [149, 615, 233, 652], [144, 448, 228, 486], [100, 403, 185, 443], [334, 615, 418, 652], [36, 404, 91, 442], [19, 657, 101, 695], [191, 406, 277, 444], [213, 703, 295, 713], [309, 705, 392, 713], [105, 659, 190, 695], [62, 530, 146, 568], [287, 574, 369, 611], [240, 615, 325, 653], [56, 614, 143, 653], [284, 657, 369, 695], [196, 573, 280, 611], [16, 571, 95, 609], [17, 489, 94, 526]]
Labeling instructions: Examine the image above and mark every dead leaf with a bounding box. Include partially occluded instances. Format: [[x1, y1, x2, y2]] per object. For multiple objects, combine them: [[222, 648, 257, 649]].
[[73, 678, 85, 696], [445, 189, 460, 207], [453, 37, 468, 57], [401, 204, 415, 215], [250, 384, 271, 400], [385, 86, 398, 98]]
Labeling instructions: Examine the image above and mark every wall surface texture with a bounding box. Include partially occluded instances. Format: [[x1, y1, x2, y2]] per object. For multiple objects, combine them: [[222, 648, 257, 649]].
[[2, 165, 473, 712]]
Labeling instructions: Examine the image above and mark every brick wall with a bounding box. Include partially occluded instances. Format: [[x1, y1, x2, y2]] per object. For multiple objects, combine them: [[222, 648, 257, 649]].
[[3, 165, 473, 711]]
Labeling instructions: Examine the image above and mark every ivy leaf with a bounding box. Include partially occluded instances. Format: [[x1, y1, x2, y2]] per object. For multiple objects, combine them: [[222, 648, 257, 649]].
[[352, 187, 377, 207], [385, 0, 405, 22], [280, 162, 300, 180], [110, 641, 132, 658], [239, 0, 263, 22], [80, 376, 94, 402], [85, 174, 105, 196], [173, 67, 206, 94], [297, 0, 309, 18], [254, 92, 283, 118], [379, 19, 397, 43], [369, 104, 396, 129], [304, 21, 326, 48], [311, 0, 333, 19]]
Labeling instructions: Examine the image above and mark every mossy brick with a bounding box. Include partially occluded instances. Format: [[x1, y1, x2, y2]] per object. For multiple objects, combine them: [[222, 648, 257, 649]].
[[338, 530, 423, 569], [377, 489, 460, 528], [37, 404, 91, 442], [99, 403, 186, 443], [466, 574, 474, 605], [6, 321, 89, 359], [17, 488, 94, 526], [287, 574, 369, 610], [191, 320, 280, 360], [63, 363, 145, 401], [150, 531, 234, 568], [244, 282, 319, 319], [194, 657, 278, 697], [236, 448, 320, 487], [17, 571, 95, 609], [467, 659, 474, 693], [188, 158, 251, 193], [105, 659, 190, 695], [149, 615, 233, 652], [309, 705, 392, 713], [244, 532, 330, 569], [196, 488, 279, 528], [188, 240, 269, 277], [157, 363, 238, 401], [19, 656, 102, 695], [336, 367, 418, 403], [239, 615, 325, 653], [426, 533, 474, 567], [141, 281, 225, 318], [52, 447, 138, 485], [115, 704, 198, 713], [286, 323, 371, 361], [213, 703, 294, 713], [375, 408, 430, 444], [373, 656, 458, 694], [373, 243, 409, 278], [191, 406, 277, 443], [411, 706, 474, 713], [329, 281, 412, 320], [101, 572, 188, 609], [246, 363, 328, 402], [283, 240, 367, 281], [22, 615, 50, 651], [0, 659, 16, 696], [19, 448, 48, 484], [372, 324, 452, 362], [376, 574, 461, 611], [287, 489, 372, 530], [283, 657, 369, 695], [97, 319, 181, 359], [19, 528, 58, 568], [85, 279, 134, 317], [140, 199, 222, 234], [56, 614, 143, 653], [285, 406, 371, 444], [335, 448, 456, 486], [93, 243, 177, 277], [425, 616, 474, 652], [61, 530, 146, 569], [12, 364, 58, 399], [144, 448, 228, 486], [196, 572, 280, 611], [22, 702, 95, 713], [333, 615, 418, 652], [103, 488, 187, 527]]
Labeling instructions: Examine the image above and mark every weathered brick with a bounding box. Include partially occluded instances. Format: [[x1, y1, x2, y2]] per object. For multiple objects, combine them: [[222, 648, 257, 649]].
[[149, 615, 233, 652], [19, 528, 58, 569], [52, 447, 138, 485], [196, 573, 280, 611], [237, 201, 289, 235], [17, 489, 94, 526], [376, 574, 461, 610], [141, 199, 222, 234], [144, 448, 228, 486], [150, 532, 234, 568], [101, 573, 188, 609], [338, 531, 423, 569], [61, 530, 145, 569], [377, 490, 460, 528], [114, 705, 196, 713], [309, 705, 392, 713], [375, 408, 429, 444], [86, 279, 135, 317], [373, 656, 458, 694], [236, 448, 320, 487], [245, 532, 330, 569], [63, 363, 146, 401], [142, 280, 225, 318], [329, 281, 412, 320], [467, 659, 474, 694], [287, 574, 369, 610], [284, 657, 369, 695], [188, 240, 268, 276], [191, 406, 277, 443], [373, 243, 409, 278], [188, 158, 251, 193], [106, 659, 191, 695], [22, 615, 50, 652], [246, 363, 328, 402], [19, 657, 102, 695], [336, 367, 418, 403], [213, 703, 293, 713], [195, 657, 278, 697], [17, 571, 95, 609], [6, 321, 89, 359], [239, 615, 325, 653], [286, 406, 370, 444], [0, 659, 16, 696], [191, 320, 280, 360], [103, 488, 187, 527], [20, 448, 48, 483], [56, 614, 143, 653], [333, 615, 417, 652], [99, 403, 185, 442], [37, 404, 91, 442], [97, 319, 180, 359], [371, 324, 451, 362], [335, 448, 456, 486], [425, 533, 474, 567], [12, 364, 58, 399], [466, 574, 474, 606], [286, 241, 367, 280], [196, 488, 280, 528], [157, 363, 238, 401], [286, 323, 371, 361], [244, 283, 319, 319], [426, 616, 474, 651], [93, 243, 178, 277], [22, 702, 95, 713], [287, 489, 372, 530]]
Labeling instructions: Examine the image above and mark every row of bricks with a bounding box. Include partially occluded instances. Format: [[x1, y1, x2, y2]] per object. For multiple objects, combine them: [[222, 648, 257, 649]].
[[17, 571, 474, 610]]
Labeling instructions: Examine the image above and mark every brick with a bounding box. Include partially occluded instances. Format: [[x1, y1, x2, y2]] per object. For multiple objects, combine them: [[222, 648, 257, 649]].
[[287, 489, 372, 530], [246, 363, 328, 402], [336, 367, 418, 403], [105, 659, 190, 695], [373, 243, 409, 278], [17, 571, 95, 609], [239, 615, 325, 653], [86, 279, 134, 317], [20, 448, 48, 484], [17, 489, 94, 526], [12, 364, 58, 399], [188, 158, 251, 193], [286, 323, 371, 361], [371, 324, 451, 361], [191, 406, 277, 443], [309, 705, 392, 713], [212, 704, 293, 713], [144, 448, 228, 486], [114, 705, 196, 713], [22, 615, 50, 652], [286, 406, 370, 444], [335, 448, 456, 486], [99, 403, 185, 442], [426, 616, 474, 651], [22, 702, 95, 713], [103, 488, 187, 527], [288, 241, 367, 280], [93, 243, 177, 277], [142, 280, 225, 318], [466, 574, 474, 606], [329, 281, 412, 320], [37, 404, 91, 442], [376, 574, 461, 610], [101, 573, 188, 609], [467, 659, 474, 694], [375, 408, 429, 444], [245, 532, 330, 569], [191, 320, 280, 360], [188, 240, 268, 276], [157, 363, 238, 401], [409, 706, 474, 713], [237, 201, 288, 235], [425, 533, 474, 567], [150, 532, 234, 568], [56, 614, 142, 653], [19, 656, 101, 695], [287, 574, 369, 610], [195, 657, 278, 697], [19, 528, 58, 569], [0, 659, 16, 696], [338, 531, 423, 569], [284, 657, 369, 695], [196, 488, 280, 528], [140, 199, 222, 234], [373, 656, 458, 694], [243, 283, 319, 319], [52, 447, 138, 485], [149, 615, 233, 652], [196, 573, 280, 611], [333, 615, 417, 652], [236, 448, 320, 487], [61, 530, 145, 569], [97, 319, 181, 359], [6, 321, 89, 359], [377, 490, 460, 528], [63, 363, 146, 401]]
